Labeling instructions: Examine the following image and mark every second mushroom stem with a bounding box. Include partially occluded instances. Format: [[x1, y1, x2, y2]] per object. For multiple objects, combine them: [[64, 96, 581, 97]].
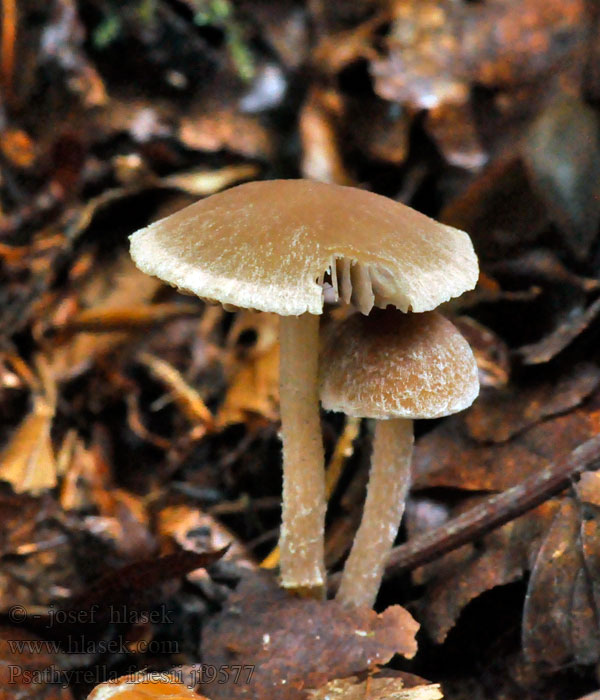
[[279, 313, 327, 598], [336, 418, 414, 609]]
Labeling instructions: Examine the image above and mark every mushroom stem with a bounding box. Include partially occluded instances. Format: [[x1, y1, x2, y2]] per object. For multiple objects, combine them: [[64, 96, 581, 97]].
[[279, 313, 326, 597], [336, 418, 413, 608]]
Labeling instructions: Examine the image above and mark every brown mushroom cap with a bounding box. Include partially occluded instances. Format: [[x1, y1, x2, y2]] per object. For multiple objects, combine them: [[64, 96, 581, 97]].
[[320, 310, 479, 420], [129, 179, 478, 315]]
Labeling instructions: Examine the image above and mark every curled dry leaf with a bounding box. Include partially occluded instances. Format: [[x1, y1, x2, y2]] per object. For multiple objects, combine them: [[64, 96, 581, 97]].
[[522, 496, 600, 668], [0, 355, 58, 495], [200, 571, 419, 699]]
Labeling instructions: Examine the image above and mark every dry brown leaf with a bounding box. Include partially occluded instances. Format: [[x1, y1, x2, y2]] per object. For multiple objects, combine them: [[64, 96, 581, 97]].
[[219, 311, 281, 427], [0, 397, 57, 494], [309, 674, 443, 700], [138, 352, 213, 431], [46, 253, 163, 379], [465, 363, 600, 443], [425, 103, 486, 170], [409, 499, 561, 643], [218, 342, 280, 427], [179, 93, 274, 160], [521, 95, 600, 261], [0, 128, 36, 168], [522, 497, 600, 668], [87, 672, 208, 699], [413, 374, 600, 492], [200, 571, 419, 699]]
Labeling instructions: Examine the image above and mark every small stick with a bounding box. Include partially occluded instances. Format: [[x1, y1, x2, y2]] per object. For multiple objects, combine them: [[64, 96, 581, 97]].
[[327, 434, 600, 594]]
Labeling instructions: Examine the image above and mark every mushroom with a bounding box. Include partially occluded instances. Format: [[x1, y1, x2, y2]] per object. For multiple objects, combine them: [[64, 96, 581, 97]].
[[320, 309, 479, 609], [129, 179, 478, 597]]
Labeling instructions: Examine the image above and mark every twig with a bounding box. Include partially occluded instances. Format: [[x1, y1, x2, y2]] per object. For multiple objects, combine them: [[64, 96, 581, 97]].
[[327, 434, 600, 593]]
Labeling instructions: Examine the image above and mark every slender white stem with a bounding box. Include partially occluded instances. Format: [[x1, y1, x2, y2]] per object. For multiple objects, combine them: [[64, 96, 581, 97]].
[[279, 314, 326, 597], [336, 418, 413, 608]]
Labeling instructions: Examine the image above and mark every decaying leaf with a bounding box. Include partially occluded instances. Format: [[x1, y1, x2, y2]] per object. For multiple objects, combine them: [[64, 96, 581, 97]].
[[200, 571, 419, 699], [465, 363, 600, 443], [522, 497, 600, 668], [410, 499, 561, 643], [308, 673, 443, 700], [413, 372, 600, 491]]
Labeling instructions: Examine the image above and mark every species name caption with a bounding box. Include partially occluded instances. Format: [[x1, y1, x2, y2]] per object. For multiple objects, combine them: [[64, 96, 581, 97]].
[[8, 666, 256, 689], [6, 605, 256, 688]]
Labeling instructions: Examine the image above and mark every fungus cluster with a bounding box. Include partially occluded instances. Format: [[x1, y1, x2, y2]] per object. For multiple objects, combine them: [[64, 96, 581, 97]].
[[129, 179, 479, 601]]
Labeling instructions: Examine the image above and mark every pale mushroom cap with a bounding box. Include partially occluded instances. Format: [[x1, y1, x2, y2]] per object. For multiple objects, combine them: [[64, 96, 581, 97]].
[[320, 310, 480, 419], [129, 179, 478, 315]]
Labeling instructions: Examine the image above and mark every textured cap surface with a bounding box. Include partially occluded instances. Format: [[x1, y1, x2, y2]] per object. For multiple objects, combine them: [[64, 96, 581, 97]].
[[320, 310, 479, 419], [129, 179, 478, 315]]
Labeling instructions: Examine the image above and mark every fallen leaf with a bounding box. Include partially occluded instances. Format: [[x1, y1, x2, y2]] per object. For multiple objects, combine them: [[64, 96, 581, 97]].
[[465, 363, 600, 443], [0, 396, 57, 494], [413, 377, 600, 491], [87, 672, 207, 699], [200, 570, 419, 699], [308, 673, 443, 700], [517, 296, 600, 365], [218, 342, 279, 427]]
